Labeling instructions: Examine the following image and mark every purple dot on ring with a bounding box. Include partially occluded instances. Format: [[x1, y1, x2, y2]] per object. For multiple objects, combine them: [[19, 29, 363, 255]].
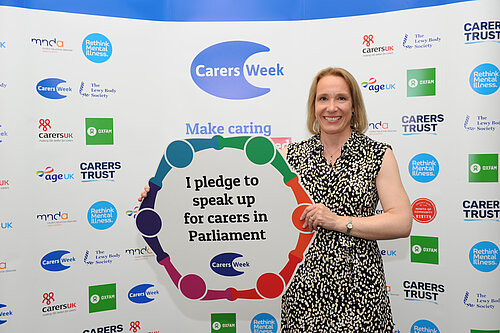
[[136, 209, 162, 236]]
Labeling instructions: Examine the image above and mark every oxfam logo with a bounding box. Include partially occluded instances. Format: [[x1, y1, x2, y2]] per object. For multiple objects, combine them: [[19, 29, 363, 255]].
[[82, 33, 112, 63], [469, 63, 500, 95], [191, 41, 284, 100]]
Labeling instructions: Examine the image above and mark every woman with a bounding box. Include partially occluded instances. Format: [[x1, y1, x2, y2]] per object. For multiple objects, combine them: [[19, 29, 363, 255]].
[[279, 67, 411, 332]]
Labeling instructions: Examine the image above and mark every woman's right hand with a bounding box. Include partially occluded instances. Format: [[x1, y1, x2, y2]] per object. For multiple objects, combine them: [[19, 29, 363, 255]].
[[138, 184, 150, 202]]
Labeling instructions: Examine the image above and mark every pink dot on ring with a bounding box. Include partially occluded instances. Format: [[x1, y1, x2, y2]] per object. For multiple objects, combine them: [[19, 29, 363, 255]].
[[179, 274, 206, 299]]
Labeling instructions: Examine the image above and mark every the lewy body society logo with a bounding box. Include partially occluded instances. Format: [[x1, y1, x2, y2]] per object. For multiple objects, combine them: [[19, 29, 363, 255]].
[[469, 241, 499, 272], [470, 63, 499, 95], [407, 68, 436, 97], [82, 33, 112, 63], [464, 290, 500, 310], [402, 32, 442, 49], [464, 114, 500, 132], [211, 313, 236, 333], [31, 36, 72, 53], [410, 320, 440, 333], [409, 153, 439, 183], [41, 250, 76, 272], [361, 34, 394, 56], [41, 291, 77, 316], [361, 77, 395, 93], [210, 252, 250, 277], [191, 40, 284, 99], [85, 118, 113, 145], [84, 249, 121, 266], [79, 81, 117, 99], [128, 284, 159, 304], [412, 198, 437, 223], [38, 118, 74, 143], [251, 313, 278, 333], [403, 280, 445, 304], [402, 114, 444, 135], [469, 154, 498, 183], [36, 78, 72, 99], [0, 304, 13, 326], [464, 21, 500, 44], [36, 166, 75, 183], [80, 161, 121, 182], [411, 235, 439, 265], [463, 199, 500, 222], [87, 201, 117, 230], [88, 283, 116, 313]]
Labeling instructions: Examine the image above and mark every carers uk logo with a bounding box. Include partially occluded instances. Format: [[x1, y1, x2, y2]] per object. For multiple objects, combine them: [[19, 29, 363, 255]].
[[191, 41, 284, 99], [82, 33, 112, 63], [38, 118, 74, 143], [361, 34, 394, 56], [36, 78, 72, 99]]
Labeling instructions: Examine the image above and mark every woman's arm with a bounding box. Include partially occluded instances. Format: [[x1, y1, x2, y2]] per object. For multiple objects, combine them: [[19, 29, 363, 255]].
[[301, 148, 412, 240]]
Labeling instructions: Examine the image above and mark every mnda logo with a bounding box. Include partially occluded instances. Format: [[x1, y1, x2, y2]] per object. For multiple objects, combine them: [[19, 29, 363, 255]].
[[469, 154, 498, 183], [407, 68, 436, 97], [36, 78, 72, 99], [411, 236, 439, 265], [211, 313, 236, 333], [85, 118, 113, 145], [191, 41, 284, 99], [89, 283, 116, 313]]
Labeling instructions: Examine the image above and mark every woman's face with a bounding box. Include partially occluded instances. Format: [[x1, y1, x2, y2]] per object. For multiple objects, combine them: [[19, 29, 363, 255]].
[[314, 75, 354, 136]]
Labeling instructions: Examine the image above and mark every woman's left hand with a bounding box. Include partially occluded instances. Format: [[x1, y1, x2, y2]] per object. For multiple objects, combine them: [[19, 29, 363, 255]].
[[300, 203, 342, 232]]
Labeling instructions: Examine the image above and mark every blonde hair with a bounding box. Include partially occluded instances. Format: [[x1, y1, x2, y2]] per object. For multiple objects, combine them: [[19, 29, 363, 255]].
[[307, 67, 368, 134]]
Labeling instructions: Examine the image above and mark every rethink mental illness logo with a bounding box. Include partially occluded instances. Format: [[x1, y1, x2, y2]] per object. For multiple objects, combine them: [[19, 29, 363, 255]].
[[469, 241, 499, 272], [469, 154, 498, 182], [409, 153, 439, 183], [469, 64, 499, 95], [407, 68, 436, 97], [82, 33, 112, 63]]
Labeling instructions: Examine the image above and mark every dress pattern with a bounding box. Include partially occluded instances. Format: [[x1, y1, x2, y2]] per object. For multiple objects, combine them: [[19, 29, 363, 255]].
[[280, 131, 394, 333]]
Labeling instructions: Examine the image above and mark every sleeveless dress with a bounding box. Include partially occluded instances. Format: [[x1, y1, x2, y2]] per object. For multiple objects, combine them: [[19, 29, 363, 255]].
[[280, 131, 394, 333]]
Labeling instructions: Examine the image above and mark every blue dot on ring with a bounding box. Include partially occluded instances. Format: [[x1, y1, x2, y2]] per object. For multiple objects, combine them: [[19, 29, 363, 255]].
[[166, 140, 194, 168]]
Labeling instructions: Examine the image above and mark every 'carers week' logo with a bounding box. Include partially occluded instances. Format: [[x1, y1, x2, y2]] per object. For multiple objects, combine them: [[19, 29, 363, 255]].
[[36, 78, 72, 99], [191, 41, 284, 99]]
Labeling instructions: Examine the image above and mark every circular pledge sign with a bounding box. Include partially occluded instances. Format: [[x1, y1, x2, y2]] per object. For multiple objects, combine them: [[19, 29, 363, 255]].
[[135, 136, 314, 301]]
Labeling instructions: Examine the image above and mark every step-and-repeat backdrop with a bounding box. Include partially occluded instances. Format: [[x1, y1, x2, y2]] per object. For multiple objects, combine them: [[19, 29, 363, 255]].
[[0, 0, 499, 332]]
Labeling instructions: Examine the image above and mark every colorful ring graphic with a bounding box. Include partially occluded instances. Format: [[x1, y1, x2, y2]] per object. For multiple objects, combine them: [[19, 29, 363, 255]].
[[136, 135, 314, 301]]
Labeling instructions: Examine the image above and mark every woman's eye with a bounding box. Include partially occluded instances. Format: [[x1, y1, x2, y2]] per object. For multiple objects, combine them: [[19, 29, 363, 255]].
[[318, 96, 327, 101], [338, 96, 346, 101]]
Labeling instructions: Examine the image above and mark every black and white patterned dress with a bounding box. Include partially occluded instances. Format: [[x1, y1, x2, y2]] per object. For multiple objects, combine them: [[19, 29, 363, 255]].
[[280, 131, 394, 333]]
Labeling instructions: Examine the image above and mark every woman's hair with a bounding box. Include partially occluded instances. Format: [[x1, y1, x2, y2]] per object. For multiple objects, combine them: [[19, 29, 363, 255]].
[[307, 67, 368, 134]]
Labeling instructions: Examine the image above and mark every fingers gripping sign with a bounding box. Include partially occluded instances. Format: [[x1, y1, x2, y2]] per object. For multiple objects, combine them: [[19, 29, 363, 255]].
[[300, 203, 340, 232]]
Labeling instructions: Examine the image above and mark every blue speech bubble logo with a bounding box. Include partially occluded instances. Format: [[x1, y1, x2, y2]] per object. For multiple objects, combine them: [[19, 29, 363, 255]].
[[128, 284, 157, 304], [469, 241, 500, 272], [41, 250, 73, 272], [191, 41, 271, 99], [36, 78, 68, 99], [210, 252, 244, 277]]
